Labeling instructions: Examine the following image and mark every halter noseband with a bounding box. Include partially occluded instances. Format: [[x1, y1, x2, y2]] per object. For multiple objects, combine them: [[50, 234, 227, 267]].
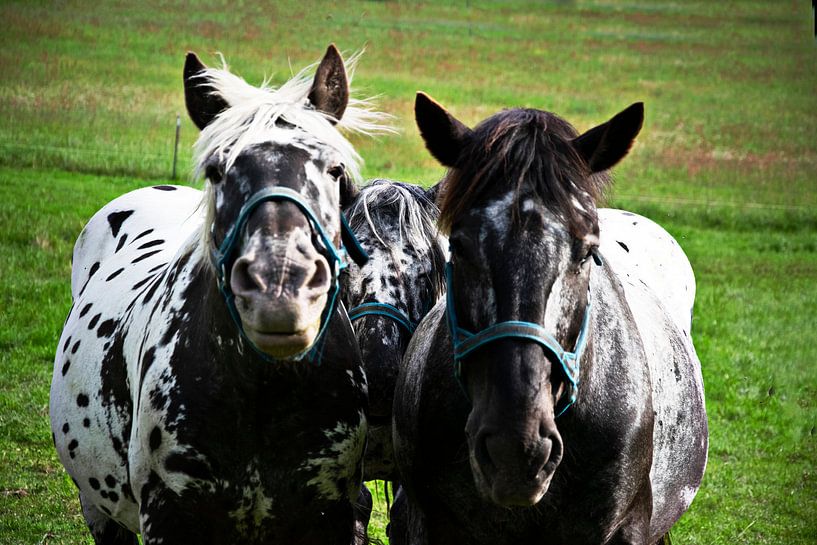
[[445, 257, 598, 417], [211, 186, 368, 363], [348, 302, 417, 334]]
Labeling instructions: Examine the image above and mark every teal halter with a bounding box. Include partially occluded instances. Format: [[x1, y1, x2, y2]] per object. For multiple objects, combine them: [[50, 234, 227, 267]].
[[445, 260, 595, 417], [211, 186, 368, 363], [348, 302, 417, 334]]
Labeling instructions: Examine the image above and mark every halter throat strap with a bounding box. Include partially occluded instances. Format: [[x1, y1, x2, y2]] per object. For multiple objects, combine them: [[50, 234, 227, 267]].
[[211, 186, 369, 363], [348, 302, 417, 334], [445, 261, 593, 416]]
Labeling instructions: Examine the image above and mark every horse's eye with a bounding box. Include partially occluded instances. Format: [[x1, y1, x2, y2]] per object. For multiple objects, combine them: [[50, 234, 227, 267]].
[[327, 165, 345, 182], [205, 163, 224, 183], [449, 235, 476, 264]]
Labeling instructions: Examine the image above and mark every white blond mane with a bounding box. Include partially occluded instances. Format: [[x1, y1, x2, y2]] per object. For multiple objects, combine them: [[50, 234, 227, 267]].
[[347, 180, 440, 254], [192, 51, 392, 183]]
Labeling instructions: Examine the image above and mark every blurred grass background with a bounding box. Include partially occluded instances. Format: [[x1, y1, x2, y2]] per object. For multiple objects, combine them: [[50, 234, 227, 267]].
[[0, 1, 815, 543]]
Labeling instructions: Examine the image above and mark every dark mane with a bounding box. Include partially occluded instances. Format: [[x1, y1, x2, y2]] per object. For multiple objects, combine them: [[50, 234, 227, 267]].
[[438, 108, 610, 237]]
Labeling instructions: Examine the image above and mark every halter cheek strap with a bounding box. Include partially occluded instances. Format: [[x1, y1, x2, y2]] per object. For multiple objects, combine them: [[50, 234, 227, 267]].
[[348, 302, 417, 334], [211, 186, 369, 363], [445, 261, 594, 417]]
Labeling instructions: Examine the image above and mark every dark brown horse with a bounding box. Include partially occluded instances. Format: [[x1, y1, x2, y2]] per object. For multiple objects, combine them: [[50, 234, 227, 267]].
[[391, 93, 708, 544]]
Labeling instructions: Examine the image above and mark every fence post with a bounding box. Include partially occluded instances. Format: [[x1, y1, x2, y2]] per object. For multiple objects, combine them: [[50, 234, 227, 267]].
[[172, 113, 181, 180]]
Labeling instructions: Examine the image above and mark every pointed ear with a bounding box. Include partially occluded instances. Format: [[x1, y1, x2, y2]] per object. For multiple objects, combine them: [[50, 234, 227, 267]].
[[415, 92, 473, 168], [339, 174, 360, 210], [184, 52, 229, 131], [573, 102, 644, 173], [423, 180, 443, 207], [307, 44, 349, 122]]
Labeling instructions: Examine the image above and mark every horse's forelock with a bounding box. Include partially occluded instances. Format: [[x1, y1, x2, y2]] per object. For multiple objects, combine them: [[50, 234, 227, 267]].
[[438, 109, 609, 238], [191, 52, 392, 183], [348, 181, 441, 255]]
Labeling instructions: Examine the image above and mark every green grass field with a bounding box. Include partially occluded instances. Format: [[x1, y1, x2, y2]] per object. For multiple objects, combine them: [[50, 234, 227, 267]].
[[1, 1, 815, 543]]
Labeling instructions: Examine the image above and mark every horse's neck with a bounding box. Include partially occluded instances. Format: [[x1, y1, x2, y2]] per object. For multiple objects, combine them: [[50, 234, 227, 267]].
[[578, 263, 652, 400], [128, 242, 244, 371]]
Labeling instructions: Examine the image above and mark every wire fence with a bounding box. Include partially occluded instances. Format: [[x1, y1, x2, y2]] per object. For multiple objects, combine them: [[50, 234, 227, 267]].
[[0, 140, 813, 214]]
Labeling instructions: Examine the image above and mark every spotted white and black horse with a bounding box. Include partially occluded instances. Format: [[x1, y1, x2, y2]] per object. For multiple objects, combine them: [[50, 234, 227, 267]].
[[341, 179, 446, 481], [50, 46, 390, 545], [391, 94, 708, 544]]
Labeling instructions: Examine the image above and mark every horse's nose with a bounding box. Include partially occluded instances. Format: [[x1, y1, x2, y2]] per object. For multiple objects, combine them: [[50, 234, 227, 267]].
[[474, 423, 563, 494], [230, 252, 331, 300]]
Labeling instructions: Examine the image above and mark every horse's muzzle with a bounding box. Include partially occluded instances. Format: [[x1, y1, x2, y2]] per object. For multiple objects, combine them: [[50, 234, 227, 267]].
[[229, 228, 332, 357], [468, 425, 564, 507]]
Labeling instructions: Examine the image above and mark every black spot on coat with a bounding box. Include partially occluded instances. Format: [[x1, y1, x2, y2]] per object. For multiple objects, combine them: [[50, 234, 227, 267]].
[[88, 313, 101, 330], [116, 234, 128, 253], [107, 210, 134, 238], [132, 275, 154, 291], [132, 250, 162, 264], [138, 239, 165, 250], [76, 394, 89, 407], [132, 229, 154, 242], [121, 483, 135, 501], [149, 426, 162, 451], [97, 319, 117, 338]]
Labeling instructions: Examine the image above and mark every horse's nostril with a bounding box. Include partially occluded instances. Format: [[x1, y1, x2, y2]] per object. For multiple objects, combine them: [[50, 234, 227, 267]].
[[475, 434, 496, 474], [231, 257, 266, 295], [306, 259, 330, 291], [546, 433, 563, 468]]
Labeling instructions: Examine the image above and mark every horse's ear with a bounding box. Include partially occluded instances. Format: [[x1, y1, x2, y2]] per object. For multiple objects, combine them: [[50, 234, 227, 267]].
[[424, 180, 443, 206], [184, 52, 229, 131], [573, 102, 644, 173], [415, 92, 473, 168], [308, 44, 349, 122], [339, 174, 359, 210]]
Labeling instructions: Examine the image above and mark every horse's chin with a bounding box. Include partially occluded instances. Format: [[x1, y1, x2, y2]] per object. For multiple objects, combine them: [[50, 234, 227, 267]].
[[471, 460, 554, 508]]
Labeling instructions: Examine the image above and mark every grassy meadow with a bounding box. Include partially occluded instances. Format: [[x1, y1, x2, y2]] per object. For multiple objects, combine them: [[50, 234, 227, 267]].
[[1, 1, 815, 543]]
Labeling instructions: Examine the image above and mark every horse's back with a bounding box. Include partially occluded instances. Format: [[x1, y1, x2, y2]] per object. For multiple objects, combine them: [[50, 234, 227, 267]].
[[71, 185, 203, 298], [52, 185, 203, 531], [599, 208, 695, 334], [603, 240, 708, 538]]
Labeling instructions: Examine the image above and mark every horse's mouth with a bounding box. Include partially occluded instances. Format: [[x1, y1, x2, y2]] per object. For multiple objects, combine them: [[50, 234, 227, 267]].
[[244, 325, 319, 357], [469, 445, 559, 508], [474, 466, 554, 507]]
